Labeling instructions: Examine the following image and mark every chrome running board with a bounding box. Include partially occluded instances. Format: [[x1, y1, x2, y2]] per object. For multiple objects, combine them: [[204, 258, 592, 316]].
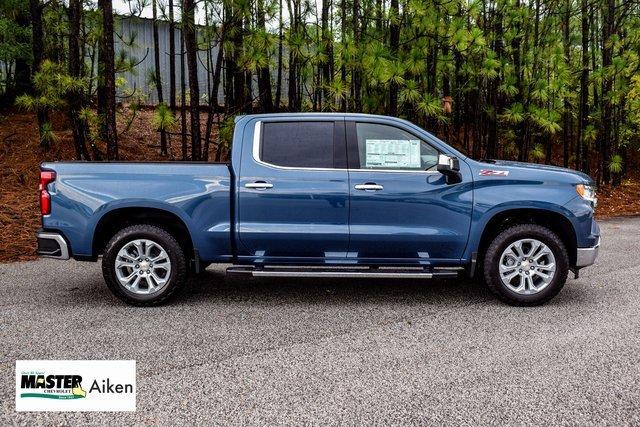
[[226, 266, 460, 279]]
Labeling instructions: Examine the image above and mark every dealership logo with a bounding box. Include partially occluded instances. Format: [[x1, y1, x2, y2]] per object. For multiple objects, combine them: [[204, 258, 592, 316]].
[[20, 373, 87, 399], [16, 361, 136, 411]]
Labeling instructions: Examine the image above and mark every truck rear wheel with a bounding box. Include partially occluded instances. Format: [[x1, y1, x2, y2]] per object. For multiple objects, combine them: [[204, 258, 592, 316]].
[[483, 224, 569, 306], [102, 224, 186, 306]]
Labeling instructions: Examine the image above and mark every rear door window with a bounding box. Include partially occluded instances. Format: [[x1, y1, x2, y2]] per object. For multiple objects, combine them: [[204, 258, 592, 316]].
[[260, 121, 335, 168]]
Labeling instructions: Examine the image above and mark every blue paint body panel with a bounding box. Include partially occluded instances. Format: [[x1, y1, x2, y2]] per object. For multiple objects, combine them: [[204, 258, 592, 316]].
[[41, 113, 599, 269], [40, 162, 233, 261]]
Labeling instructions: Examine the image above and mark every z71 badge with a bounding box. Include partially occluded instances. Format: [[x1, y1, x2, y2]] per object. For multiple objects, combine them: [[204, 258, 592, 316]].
[[479, 169, 509, 177]]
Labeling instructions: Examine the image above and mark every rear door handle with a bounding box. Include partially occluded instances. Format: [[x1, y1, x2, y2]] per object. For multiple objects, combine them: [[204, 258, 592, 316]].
[[245, 181, 273, 190], [354, 183, 384, 191]]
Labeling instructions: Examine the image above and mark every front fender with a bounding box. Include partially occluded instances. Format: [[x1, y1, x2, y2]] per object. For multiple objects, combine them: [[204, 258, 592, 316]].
[[464, 200, 580, 262]]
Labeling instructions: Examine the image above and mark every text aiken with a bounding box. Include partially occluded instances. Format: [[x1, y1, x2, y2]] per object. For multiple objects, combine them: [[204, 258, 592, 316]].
[[90, 379, 133, 394]]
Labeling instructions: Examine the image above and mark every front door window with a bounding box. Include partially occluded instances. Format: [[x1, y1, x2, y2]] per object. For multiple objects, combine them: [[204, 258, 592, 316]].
[[353, 122, 439, 171]]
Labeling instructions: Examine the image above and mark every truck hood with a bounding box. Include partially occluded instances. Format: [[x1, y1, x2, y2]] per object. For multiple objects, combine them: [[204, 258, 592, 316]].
[[479, 159, 594, 184]]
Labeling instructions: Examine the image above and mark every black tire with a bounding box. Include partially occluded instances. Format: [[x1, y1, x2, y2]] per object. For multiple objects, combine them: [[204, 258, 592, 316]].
[[102, 224, 187, 306], [483, 224, 569, 306]]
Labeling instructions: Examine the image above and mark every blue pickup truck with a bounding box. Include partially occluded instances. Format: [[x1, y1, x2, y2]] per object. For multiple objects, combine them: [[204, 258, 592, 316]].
[[37, 113, 600, 306]]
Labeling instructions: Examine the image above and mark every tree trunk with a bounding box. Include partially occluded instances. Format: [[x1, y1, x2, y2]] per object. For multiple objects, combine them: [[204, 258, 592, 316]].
[[275, 0, 284, 110], [352, 0, 362, 111], [234, 13, 247, 112], [180, 26, 188, 161], [183, 0, 201, 160], [169, 0, 177, 112], [67, 0, 90, 160], [256, 0, 274, 112], [321, 0, 333, 110], [97, 0, 118, 160], [340, 0, 347, 112], [513, 0, 525, 162], [388, 0, 399, 116], [204, 27, 225, 161], [287, 0, 299, 111], [152, 0, 168, 155], [203, 40, 225, 161], [223, 3, 234, 111], [577, 0, 589, 173], [486, 6, 502, 159], [29, 0, 50, 150], [562, 0, 571, 168], [600, 0, 615, 184]]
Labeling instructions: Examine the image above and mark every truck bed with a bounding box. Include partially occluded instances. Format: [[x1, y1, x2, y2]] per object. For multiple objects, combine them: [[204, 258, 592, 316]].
[[40, 162, 233, 262]]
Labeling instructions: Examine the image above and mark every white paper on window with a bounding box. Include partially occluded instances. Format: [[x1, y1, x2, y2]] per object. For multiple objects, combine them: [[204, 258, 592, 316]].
[[365, 139, 421, 168]]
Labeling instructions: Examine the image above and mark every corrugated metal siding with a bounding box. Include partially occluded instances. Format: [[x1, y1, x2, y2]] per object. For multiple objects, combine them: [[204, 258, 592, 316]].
[[113, 16, 279, 106]]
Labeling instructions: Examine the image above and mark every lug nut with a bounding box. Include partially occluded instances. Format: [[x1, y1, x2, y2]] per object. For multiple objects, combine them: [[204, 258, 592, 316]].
[[146, 270, 151, 274], [135, 264, 139, 268], [519, 269, 522, 273]]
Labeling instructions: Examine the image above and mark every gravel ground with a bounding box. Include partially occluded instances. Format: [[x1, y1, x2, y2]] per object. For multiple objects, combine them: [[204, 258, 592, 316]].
[[1, 217, 639, 426]]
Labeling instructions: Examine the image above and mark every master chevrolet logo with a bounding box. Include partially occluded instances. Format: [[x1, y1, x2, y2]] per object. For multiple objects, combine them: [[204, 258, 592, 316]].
[[20, 374, 87, 399]]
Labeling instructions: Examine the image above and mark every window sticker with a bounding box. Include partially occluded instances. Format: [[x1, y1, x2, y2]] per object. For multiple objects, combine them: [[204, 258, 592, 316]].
[[365, 139, 421, 169]]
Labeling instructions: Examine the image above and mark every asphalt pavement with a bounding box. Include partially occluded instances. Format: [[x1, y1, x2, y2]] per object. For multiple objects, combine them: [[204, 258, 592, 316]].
[[1, 217, 639, 425]]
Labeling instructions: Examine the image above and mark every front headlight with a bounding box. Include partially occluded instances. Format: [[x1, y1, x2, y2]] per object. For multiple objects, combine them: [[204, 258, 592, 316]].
[[576, 184, 597, 206]]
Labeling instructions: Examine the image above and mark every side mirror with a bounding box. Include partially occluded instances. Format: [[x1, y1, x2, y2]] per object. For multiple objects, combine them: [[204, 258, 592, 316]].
[[436, 154, 462, 184]]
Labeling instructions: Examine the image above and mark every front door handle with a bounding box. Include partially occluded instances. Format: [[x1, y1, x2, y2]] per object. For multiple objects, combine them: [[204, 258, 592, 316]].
[[245, 181, 274, 190], [354, 183, 384, 191]]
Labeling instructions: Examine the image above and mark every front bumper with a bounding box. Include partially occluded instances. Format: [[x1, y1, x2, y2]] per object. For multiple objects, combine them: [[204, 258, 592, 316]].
[[36, 230, 70, 260], [576, 236, 600, 268]]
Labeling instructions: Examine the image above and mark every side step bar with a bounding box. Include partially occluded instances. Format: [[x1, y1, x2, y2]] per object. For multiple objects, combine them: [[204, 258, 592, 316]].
[[226, 266, 461, 279]]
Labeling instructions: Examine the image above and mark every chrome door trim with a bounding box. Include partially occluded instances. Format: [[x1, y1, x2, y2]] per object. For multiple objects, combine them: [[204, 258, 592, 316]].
[[252, 120, 341, 172], [252, 121, 442, 175]]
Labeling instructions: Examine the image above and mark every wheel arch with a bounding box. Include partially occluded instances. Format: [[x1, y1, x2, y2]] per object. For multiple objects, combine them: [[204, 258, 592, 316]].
[[475, 207, 578, 268], [92, 205, 195, 262]]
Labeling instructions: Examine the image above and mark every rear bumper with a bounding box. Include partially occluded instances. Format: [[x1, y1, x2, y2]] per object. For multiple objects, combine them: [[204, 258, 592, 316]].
[[576, 236, 600, 268], [36, 231, 70, 260]]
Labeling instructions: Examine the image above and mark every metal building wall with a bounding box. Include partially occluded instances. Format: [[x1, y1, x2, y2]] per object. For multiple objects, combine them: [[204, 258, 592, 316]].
[[115, 16, 222, 105], [113, 16, 278, 106]]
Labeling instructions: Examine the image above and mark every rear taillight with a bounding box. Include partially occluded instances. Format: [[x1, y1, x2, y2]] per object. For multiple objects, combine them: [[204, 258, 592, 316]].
[[39, 171, 56, 215]]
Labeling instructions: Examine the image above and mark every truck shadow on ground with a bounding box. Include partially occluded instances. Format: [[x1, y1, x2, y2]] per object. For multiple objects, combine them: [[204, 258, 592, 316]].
[[168, 268, 592, 308], [166, 269, 498, 307]]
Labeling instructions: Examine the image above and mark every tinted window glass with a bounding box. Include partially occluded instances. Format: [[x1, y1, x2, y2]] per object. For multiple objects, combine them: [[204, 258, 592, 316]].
[[355, 123, 439, 171], [261, 122, 335, 168]]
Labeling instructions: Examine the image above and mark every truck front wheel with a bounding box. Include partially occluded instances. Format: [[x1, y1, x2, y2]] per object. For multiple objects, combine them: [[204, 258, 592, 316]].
[[483, 224, 569, 306], [102, 224, 187, 306]]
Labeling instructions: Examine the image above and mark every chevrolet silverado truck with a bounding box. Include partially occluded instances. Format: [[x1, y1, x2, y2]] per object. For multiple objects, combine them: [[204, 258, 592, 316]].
[[36, 113, 600, 306]]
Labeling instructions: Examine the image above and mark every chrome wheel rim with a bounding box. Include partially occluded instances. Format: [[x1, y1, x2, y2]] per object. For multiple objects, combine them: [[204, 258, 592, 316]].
[[114, 239, 171, 294], [499, 238, 556, 295]]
